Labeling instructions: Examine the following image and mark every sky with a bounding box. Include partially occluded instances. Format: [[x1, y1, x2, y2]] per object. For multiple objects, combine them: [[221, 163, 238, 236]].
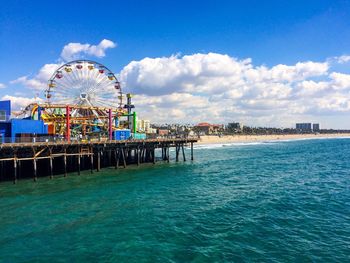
[[1, 0, 350, 128]]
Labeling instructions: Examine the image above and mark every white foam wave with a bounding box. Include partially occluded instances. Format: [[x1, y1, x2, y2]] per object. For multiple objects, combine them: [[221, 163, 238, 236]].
[[192, 141, 274, 150], [191, 136, 350, 150], [264, 136, 350, 143]]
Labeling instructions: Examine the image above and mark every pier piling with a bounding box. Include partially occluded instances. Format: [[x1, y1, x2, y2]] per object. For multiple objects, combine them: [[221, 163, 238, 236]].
[[167, 146, 170, 162], [182, 144, 186, 162], [116, 149, 120, 169], [191, 142, 193, 161], [13, 159, 17, 184], [122, 148, 126, 168], [90, 151, 94, 173], [176, 145, 180, 162], [77, 155, 81, 175], [97, 151, 101, 172], [137, 146, 140, 166], [49, 157, 53, 179], [33, 159, 37, 182], [64, 154, 67, 177]]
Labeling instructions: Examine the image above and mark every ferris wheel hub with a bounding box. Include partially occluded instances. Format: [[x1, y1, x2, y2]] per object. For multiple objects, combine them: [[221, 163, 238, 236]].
[[80, 93, 88, 100]]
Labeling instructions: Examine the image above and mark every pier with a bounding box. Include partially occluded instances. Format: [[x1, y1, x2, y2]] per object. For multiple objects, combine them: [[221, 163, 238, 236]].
[[0, 138, 197, 183]]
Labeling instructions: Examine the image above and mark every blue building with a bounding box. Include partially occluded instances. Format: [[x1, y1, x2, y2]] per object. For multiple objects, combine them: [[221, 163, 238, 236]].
[[113, 129, 131, 140], [0, 100, 48, 143], [296, 123, 312, 132], [0, 100, 11, 122], [312, 123, 320, 132]]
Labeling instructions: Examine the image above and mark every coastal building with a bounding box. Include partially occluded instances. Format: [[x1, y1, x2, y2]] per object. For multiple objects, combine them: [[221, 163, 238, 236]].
[[296, 123, 312, 132], [296, 123, 320, 133], [313, 123, 320, 132], [193, 122, 224, 135], [136, 118, 156, 134], [158, 129, 169, 137], [227, 122, 242, 132]]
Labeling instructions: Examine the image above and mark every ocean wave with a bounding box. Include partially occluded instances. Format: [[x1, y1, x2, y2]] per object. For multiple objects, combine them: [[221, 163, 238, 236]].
[[264, 136, 350, 143], [192, 136, 350, 149], [192, 141, 274, 149]]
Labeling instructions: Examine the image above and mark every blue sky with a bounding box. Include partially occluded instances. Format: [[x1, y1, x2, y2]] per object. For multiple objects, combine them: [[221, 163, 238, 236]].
[[1, 0, 350, 127]]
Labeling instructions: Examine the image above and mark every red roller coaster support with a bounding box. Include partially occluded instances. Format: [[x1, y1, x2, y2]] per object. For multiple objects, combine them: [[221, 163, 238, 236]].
[[108, 108, 113, 141], [66, 105, 70, 142]]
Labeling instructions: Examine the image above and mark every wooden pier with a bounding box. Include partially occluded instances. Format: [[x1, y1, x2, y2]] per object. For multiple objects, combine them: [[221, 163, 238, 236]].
[[0, 138, 197, 183]]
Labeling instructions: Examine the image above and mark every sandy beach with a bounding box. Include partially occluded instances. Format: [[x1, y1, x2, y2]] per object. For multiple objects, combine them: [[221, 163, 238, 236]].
[[197, 133, 350, 145]]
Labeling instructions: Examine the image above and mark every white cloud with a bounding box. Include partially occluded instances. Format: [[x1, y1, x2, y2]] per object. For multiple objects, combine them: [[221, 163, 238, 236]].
[[335, 55, 350, 64], [119, 52, 350, 127], [60, 39, 116, 61], [1, 95, 43, 110], [120, 53, 328, 96], [0, 83, 6, 89], [294, 80, 329, 97], [329, 72, 350, 90], [11, 63, 62, 91], [120, 53, 252, 95]]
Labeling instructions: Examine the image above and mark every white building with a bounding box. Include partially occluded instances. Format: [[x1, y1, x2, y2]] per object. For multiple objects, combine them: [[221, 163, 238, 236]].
[[137, 119, 156, 133]]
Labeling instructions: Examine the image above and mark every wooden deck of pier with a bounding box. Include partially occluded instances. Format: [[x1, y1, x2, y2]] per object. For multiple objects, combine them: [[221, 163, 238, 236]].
[[0, 138, 197, 183]]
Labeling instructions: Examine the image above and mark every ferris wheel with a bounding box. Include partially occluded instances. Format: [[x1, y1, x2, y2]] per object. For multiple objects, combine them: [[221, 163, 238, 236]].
[[45, 60, 123, 109]]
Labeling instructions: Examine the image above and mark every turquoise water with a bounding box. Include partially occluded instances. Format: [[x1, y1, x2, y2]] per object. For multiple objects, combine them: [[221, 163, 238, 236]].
[[0, 138, 349, 262]]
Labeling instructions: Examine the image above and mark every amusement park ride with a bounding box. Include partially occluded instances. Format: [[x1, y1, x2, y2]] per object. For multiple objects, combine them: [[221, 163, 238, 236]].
[[17, 60, 136, 142]]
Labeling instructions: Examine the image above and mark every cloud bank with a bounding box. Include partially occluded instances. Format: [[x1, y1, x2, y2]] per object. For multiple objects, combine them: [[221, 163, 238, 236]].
[[119, 53, 350, 126]]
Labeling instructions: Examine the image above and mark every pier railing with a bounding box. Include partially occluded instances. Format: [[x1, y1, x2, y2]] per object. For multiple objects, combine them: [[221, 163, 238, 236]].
[[0, 135, 199, 144]]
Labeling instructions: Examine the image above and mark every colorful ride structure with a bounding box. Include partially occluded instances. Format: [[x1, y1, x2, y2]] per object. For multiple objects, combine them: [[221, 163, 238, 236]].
[[17, 60, 137, 142]]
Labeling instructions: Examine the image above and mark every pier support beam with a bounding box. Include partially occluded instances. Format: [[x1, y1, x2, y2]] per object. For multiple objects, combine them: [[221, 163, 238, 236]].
[[167, 146, 170, 163], [107, 150, 112, 167], [153, 147, 156, 164], [18, 160, 21, 180], [191, 142, 193, 161], [141, 147, 145, 163], [137, 146, 140, 166], [90, 152, 94, 174], [49, 157, 53, 179], [115, 149, 120, 169], [121, 148, 127, 168], [77, 155, 81, 175], [13, 159, 17, 184], [97, 151, 101, 172], [0, 161, 3, 182], [182, 144, 186, 162], [64, 154, 67, 177], [33, 159, 37, 181], [176, 145, 179, 162]]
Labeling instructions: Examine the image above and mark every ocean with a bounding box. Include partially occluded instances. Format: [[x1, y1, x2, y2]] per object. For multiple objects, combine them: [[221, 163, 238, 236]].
[[0, 138, 349, 262]]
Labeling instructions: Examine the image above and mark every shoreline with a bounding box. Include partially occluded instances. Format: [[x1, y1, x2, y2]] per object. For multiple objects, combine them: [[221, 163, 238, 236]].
[[196, 133, 350, 145]]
